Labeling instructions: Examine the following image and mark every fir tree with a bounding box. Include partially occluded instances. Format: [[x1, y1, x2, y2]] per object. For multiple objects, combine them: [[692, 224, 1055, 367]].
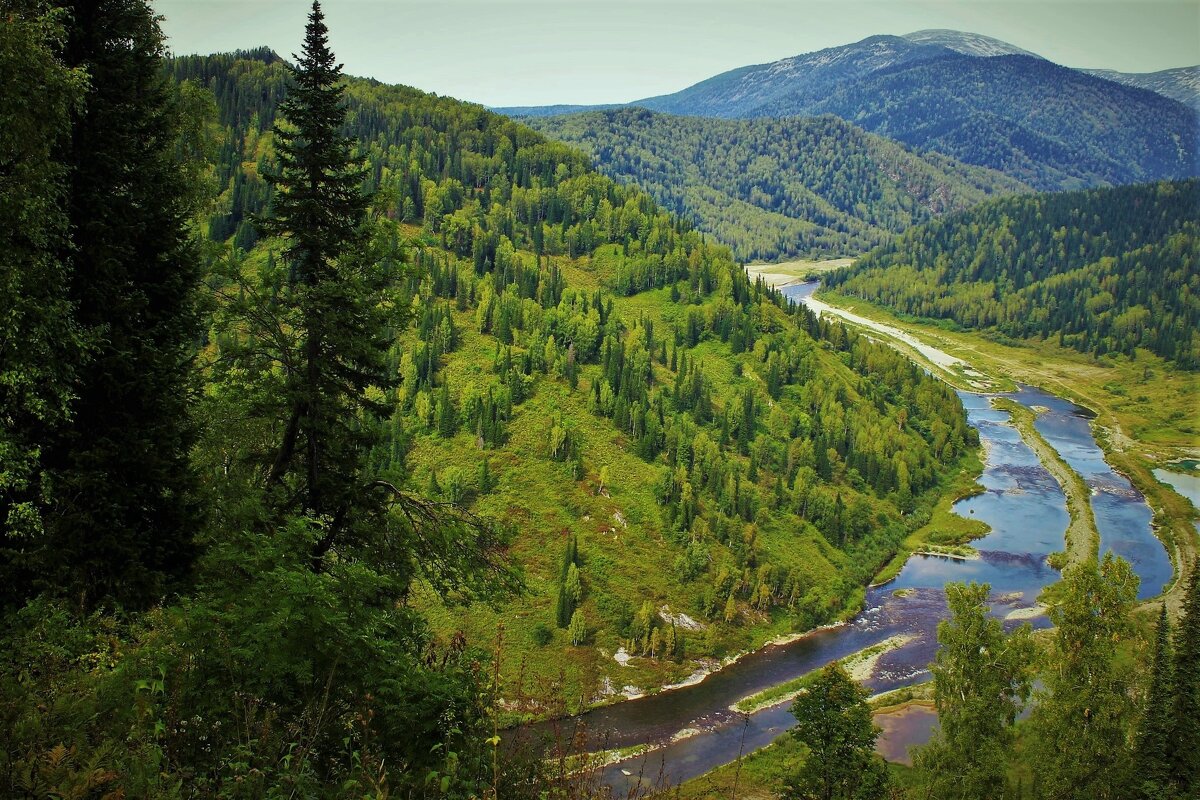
[[1171, 559, 1200, 792], [253, 1, 395, 568], [1133, 604, 1174, 798], [39, 0, 203, 609]]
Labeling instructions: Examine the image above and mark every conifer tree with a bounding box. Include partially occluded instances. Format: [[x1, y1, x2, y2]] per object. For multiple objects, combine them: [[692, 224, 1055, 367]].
[[1171, 559, 1200, 792], [39, 0, 202, 609], [1133, 604, 1174, 798], [253, 1, 394, 567]]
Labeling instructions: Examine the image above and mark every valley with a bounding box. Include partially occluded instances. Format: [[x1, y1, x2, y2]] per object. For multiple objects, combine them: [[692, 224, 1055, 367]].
[[4, 2, 1198, 798]]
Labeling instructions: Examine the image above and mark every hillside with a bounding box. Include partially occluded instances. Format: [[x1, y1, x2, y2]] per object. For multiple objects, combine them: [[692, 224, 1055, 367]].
[[525, 108, 1029, 261], [1082, 65, 1200, 113], [801, 54, 1199, 191], [172, 50, 975, 705], [824, 180, 1200, 368], [498, 33, 1199, 192]]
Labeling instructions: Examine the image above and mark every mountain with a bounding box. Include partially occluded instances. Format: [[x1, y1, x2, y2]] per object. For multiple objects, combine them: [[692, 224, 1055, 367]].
[[497, 32, 1199, 192], [825, 180, 1200, 367], [901, 29, 1041, 58], [173, 49, 974, 704], [526, 108, 1028, 261], [799, 53, 1198, 190], [1083, 65, 1200, 112]]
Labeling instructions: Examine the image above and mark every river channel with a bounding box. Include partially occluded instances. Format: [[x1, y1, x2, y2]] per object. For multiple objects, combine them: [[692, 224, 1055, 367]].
[[526, 282, 1172, 793]]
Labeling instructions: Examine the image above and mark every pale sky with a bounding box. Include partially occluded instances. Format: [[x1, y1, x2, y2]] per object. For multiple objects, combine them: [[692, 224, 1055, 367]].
[[154, 1, 1200, 107]]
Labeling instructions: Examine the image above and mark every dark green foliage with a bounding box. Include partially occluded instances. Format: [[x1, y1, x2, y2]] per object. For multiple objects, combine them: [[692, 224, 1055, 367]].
[[33, 0, 203, 610], [529, 109, 1028, 261], [785, 663, 889, 800], [1171, 559, 1200, 792], [0, 0, 86, 585], [221, 2, 400, 572], [828, 180, 1200, 367], [1133, 605, 1174, 798]]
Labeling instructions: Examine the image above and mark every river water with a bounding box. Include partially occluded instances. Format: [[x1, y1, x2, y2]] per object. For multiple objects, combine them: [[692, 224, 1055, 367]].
[[521, 282, 1172, 793]]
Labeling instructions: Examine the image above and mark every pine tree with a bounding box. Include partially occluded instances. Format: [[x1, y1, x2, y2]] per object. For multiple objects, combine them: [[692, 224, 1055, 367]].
[[253, 1, 397, 568], [38, 0, 203, 609], [1133, 605, 1174, 798], [1171, 559, 1200, 792]]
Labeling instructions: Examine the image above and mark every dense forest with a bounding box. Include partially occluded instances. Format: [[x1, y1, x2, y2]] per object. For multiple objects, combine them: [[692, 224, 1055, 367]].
[[526, 109, 1026, 262], [170, 43, 982, 692], [4, 2, 1198, 798], [2, 2, 977, 796], [825, 180, 1200, 368]]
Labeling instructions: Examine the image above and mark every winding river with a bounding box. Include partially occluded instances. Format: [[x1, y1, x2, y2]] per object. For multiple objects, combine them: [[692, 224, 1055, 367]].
[[523, 282, 1173, 793]]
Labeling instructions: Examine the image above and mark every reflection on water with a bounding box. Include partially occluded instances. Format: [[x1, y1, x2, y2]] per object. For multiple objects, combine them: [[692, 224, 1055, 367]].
[[1005, 385, 1172, 599], [874, 704, 939, 766]]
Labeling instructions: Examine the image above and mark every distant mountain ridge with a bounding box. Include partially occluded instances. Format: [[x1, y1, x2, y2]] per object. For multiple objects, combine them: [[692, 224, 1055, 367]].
[[495, 31, 1199, 192], [901, 29, 1042, 59], [526, 108, 1028, 261], [1082, 65, 1200, 112]]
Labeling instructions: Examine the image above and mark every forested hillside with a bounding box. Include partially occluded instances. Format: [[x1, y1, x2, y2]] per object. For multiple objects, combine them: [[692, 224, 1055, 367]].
[[802, 54, 1199, 191], [527, 108, 1027, 261], [170, 46, 975, 703], [0, 3, 977, 793], [825, 180, 1200, 367]]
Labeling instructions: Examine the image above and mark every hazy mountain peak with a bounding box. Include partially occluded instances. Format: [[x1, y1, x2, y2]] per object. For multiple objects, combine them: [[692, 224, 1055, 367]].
[[903, 29, 1042, 59]]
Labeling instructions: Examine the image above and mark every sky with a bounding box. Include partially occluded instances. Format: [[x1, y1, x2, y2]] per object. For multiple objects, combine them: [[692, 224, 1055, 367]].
[[154, 1, 1200, 107]]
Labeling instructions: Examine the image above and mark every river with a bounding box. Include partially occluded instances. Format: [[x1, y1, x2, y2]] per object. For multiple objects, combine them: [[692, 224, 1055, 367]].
[[519, 282, 1172, 794]]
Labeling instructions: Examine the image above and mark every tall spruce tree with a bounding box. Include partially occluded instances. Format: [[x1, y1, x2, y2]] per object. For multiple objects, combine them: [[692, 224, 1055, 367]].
[[36, 0, 201, 610], [1133, 604, 1174, 798], [1171, 559, 1200, 792], [255, 1, 394, 567]]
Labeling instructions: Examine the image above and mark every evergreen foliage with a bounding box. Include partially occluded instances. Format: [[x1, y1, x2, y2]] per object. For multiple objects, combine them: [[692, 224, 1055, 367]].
[[528, 109, 1027, 261], [25, 0, 203, 610], [827, 180, 1200, 368]]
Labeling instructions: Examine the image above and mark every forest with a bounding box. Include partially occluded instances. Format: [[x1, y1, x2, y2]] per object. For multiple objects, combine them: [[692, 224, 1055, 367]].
[[3, 2, 1198, 799], [825, 180, 1200, 367], [525, 109, 1026, 262], [2, 1, 976, 796]]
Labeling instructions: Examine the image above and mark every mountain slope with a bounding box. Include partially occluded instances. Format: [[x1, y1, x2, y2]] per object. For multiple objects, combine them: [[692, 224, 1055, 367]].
[[526, 108, 1029, 261], [498, 33, 1199, 192], [825, 180, 1200, 367], [175, 50, 975, 705], [1083, 65, 1200, 112], [800, 53, 1199, 190]]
